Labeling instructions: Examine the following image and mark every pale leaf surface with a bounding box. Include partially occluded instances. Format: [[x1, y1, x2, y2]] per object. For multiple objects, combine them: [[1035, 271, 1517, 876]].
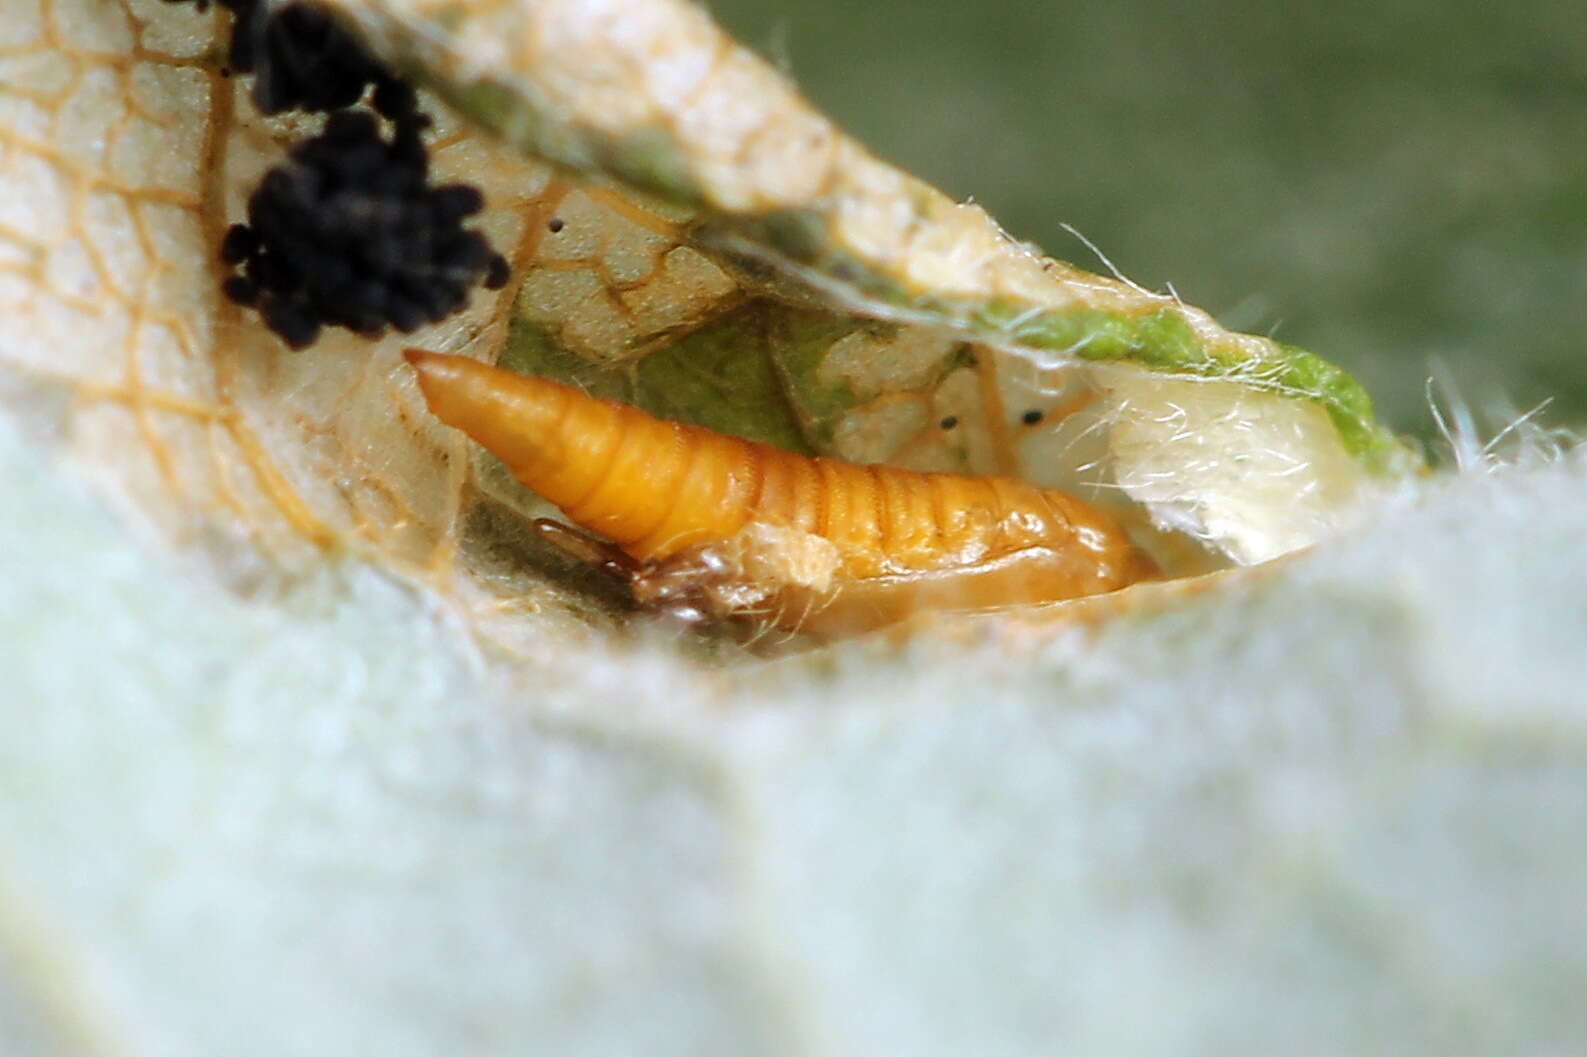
[[3, 405, 1585, 1057]]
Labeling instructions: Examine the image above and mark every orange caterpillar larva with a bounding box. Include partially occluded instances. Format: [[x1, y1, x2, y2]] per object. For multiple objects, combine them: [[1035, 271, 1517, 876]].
[[406, 348, 1158, 636]]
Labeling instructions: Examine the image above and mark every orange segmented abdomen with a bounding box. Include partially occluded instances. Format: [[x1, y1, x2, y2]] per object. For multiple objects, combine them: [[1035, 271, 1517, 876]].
[[752, 446, 824, 535], [873, 468, 941, 559], [815, 459, 879, 552], [628, 425, 763, 559], [406, 350, 1157, 603]]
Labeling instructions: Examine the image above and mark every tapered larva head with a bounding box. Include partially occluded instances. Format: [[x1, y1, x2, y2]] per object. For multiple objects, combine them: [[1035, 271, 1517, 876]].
[[404, 347, 471, 411], [403, 348, 574, 473], [404, 347, 492, 432]]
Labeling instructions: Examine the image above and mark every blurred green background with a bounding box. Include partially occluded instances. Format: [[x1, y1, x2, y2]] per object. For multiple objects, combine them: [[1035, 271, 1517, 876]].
[[710, 0, 1587, 439]]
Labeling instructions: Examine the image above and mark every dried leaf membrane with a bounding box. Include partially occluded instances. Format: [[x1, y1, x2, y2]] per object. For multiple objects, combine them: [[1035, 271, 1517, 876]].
[[0, 0, 580, 651], [0, 0, 1413, 649], [330, 0, 1416, 555]]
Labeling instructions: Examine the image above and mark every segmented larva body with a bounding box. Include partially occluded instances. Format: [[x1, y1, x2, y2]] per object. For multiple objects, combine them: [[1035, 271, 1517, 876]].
[[406, 349, 1158, 636]]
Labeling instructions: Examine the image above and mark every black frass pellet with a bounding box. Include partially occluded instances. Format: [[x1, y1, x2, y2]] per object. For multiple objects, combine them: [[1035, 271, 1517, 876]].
[[219, 223, 258, 264], [484, 255, 511, 290], [222, 110, 510, 347], [162, 1, 396, 118], [164, 0, 512, 348]]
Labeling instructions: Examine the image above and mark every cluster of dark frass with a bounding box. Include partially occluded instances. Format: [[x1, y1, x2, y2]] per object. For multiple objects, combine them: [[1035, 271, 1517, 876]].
[[161, 0, 510, 349]]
